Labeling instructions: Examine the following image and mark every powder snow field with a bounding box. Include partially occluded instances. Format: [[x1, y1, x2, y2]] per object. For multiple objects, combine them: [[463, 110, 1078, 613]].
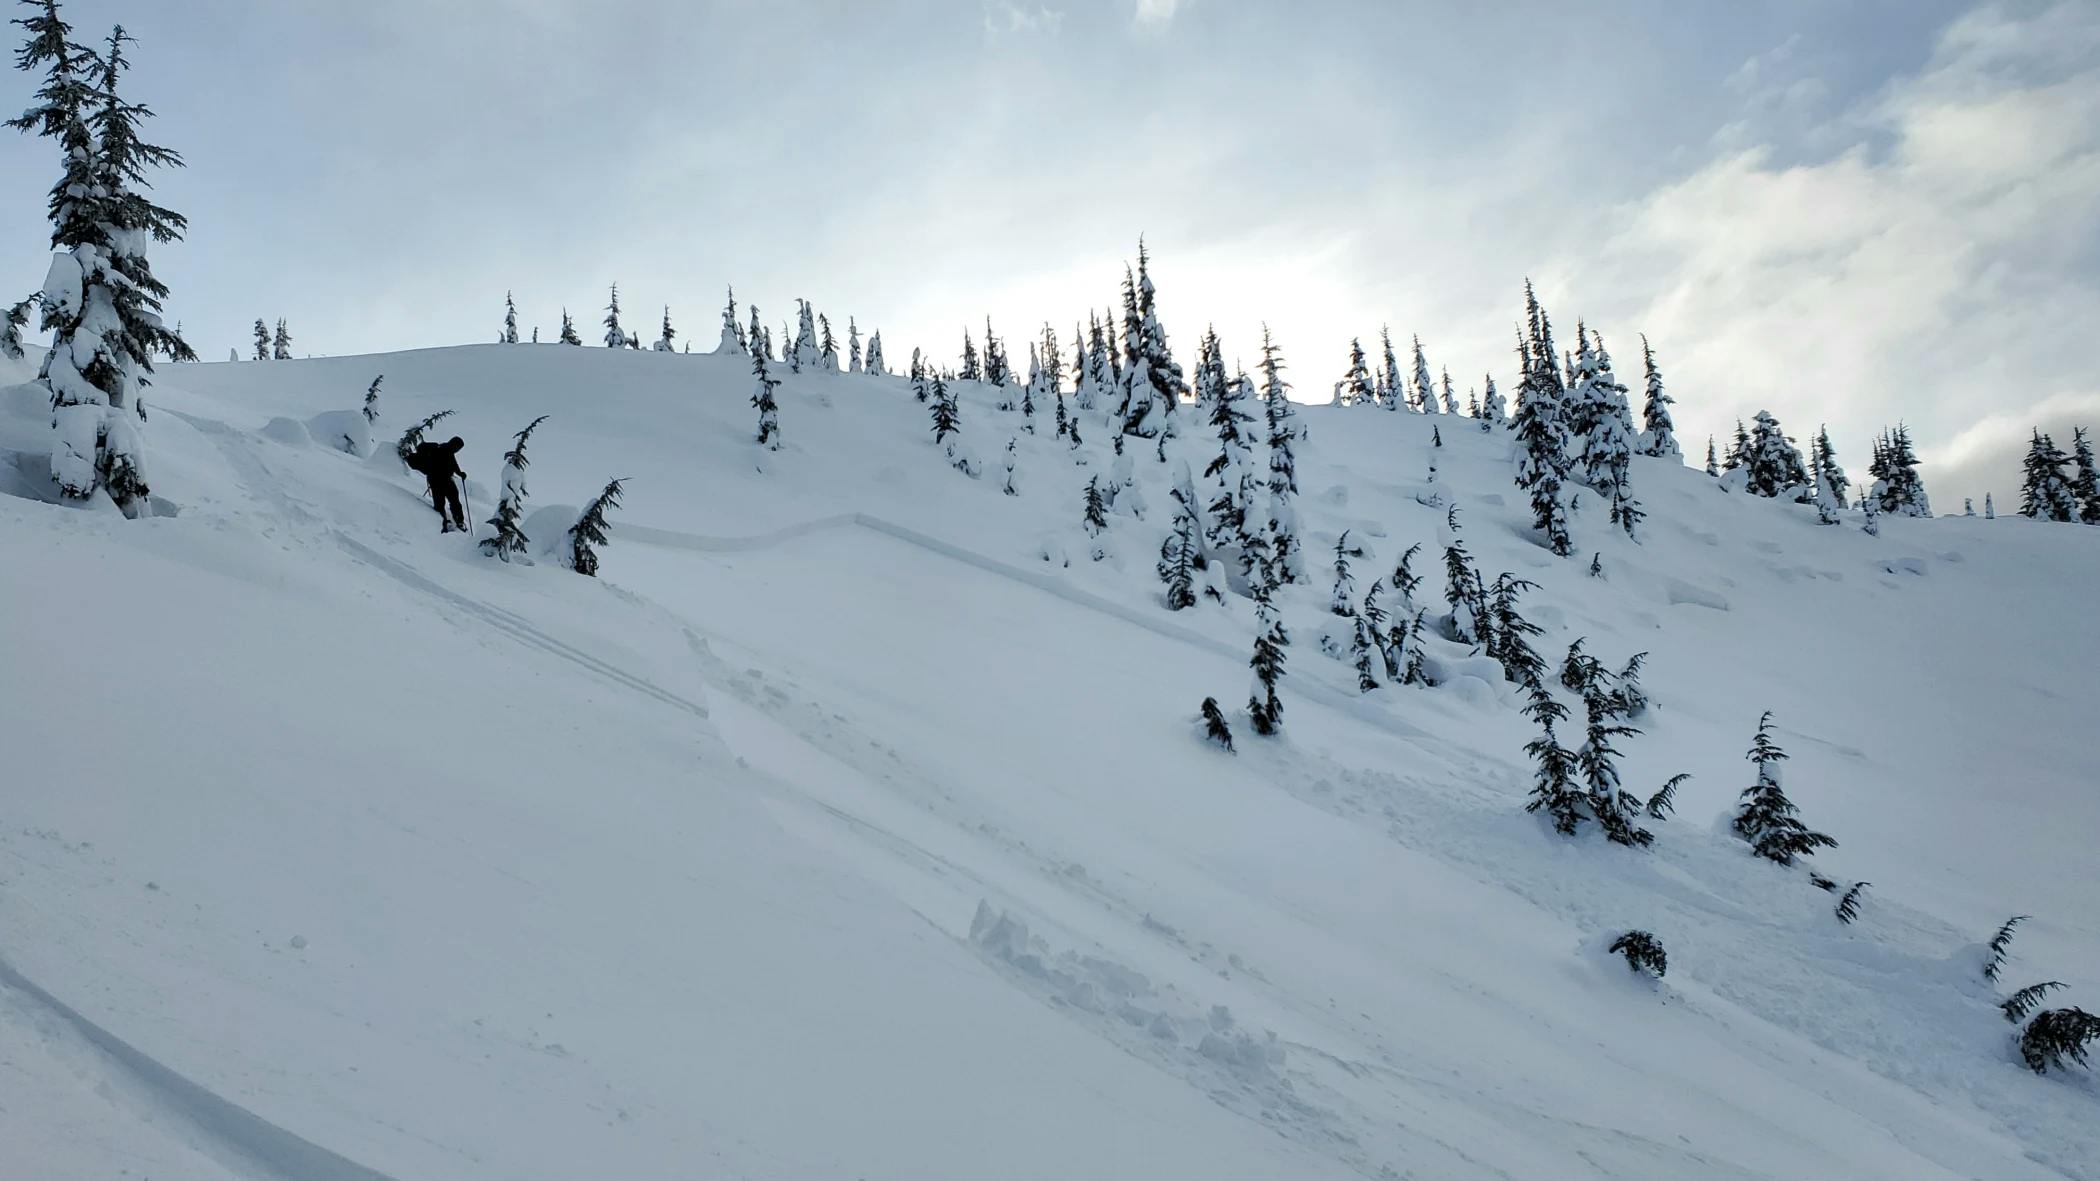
[[2, 342, 2097, 1179]]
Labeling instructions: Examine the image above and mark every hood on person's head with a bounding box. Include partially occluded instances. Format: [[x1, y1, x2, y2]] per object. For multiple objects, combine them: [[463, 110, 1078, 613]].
[[446, 436, 464, 451]]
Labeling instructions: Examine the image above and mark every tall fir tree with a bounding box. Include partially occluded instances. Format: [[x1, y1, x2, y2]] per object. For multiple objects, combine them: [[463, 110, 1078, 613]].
[[602, 283, 625, 347], [1704, 436, 1719, 476], [751, 342, 780, 450], [272, 317, 291, 360], [502, 291, 519, 344], [1375, 326, 1401, 410], [482, 414, 549, 562], [1732, 712, 1837, 865], [12, 11, 193, 513], [930, 372, 960, 444], [959, 327, 980, 381], [848, 316, 862, 374], [1743, 410, 1810, 497], [1576, 676, 1654, 847], [1247, 563, 1288, 735], [2068, 426, 2100, 523], [982, 316, 1009, 388], [2019, 430, 2078, 521], [1485, 573, 1545, 686], [715, 285, 743, 355], [653, 305, 675, 352], [865, 330, 884, 376], [1479, 373, 1506, 430], [1814, 425, 1848, 505], [557, 308, 581, 345], [1115, 240, 1182, 440], [1521, 679, 1587, 836], [1337, 336, 1374, 408], [1411, 334, 1439, 415], [1259, 326, 1306, 584], [1872, 423, 1931, 517], [1635, 334, 1678, 457], [1200, 328, 1263, 581], [818, 312, 838, 371], [362, 374, 382, 425], [252, 317, 270, 360], [565, 478, 625, 577]]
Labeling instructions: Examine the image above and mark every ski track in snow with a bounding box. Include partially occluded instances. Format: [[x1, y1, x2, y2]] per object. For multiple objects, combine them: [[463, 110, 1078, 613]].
[[0, 954, 397, 1181]]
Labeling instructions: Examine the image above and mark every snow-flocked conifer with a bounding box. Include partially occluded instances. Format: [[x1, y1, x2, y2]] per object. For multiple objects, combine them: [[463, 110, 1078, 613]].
[[12, 17, 197, 508], [1985, 492, 1995, 518], [502, 291, 518, 344], [714, 286, 743, 355], [1521, 679, 1586, 836], [1834, 881, 1869, 924], [1485, 573, 1545, 686], [2019, 1008, 2100, 1074], [1338, 337, 1374, 408], [2069, 426, 2100, 523], [1082, 474, 1109, 536], [559, 308, 581, 345], [2020, 430, 2078, 521], [1635, 335, 1678, 457], [1608, 931, 1666, 977], [1200, 329, 1263, 582], [982, 317, 1009, 389], [1577, 676, 1654, 847], [865, 330, 884, 376], [272, 318, 291, 360], [252, 318, 270, 360], [1743, 410, 1811, 498], [654, 305, 676, 352], [958, 327, 980, 381], [1259, 327, 1305, 584], [1871, 424, 1930, 517], [362, 375, 382, 425], [1330, 530, 1361, 617], [1374, 327, 1400, 410], [565, 477, 625, 577], [602, 283, 625, 347], [1441, 507, 1488, 643], [1200, 697, 1235, 753], [1247, 569, 1287, 735], [790, 300, 818, 371], [909, 347, 929, 401], [1115, 241, 1182, 440], [848, 317, 861, 374], [481, 414, 548, 562], [1732, 712, 1836, 865], [1411, 335, 1439, 416], [751, 344, 780, 450], [818, 313, 838, 371], [1158, 489, 1199, 610], [1479, 373, 1506, 430], [930, 373, 959, 444]]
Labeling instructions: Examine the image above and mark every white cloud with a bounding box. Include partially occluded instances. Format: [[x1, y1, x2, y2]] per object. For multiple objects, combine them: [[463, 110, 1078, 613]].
[[1567, 1, 2100, 506], [1133, 0, 1181, 28]]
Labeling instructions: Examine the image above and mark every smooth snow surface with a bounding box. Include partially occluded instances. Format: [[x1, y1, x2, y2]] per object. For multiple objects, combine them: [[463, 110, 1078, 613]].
[[2, 343, 2097, 1179]]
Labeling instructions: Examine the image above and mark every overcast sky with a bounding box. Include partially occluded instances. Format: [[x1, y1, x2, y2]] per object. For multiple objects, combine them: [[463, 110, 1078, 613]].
[[4, 0, 2094, 506]]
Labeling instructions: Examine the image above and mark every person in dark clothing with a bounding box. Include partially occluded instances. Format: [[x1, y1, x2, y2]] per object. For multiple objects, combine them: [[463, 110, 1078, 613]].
[[408, 435, 468, 531]]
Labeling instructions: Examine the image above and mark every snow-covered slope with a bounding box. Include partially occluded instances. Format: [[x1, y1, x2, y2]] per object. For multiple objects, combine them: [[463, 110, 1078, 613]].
[[3, 344, 2096, 1180]]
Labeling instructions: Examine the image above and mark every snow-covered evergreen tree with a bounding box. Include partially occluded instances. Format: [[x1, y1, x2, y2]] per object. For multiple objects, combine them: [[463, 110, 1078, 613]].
[[1513, 381, 1573, 557], [272, 318, 291, 360], [1985, 492, 1996, 519], [1732, 712, 1837, 865], [1001, 437, 1018, 496], [252, 318, 269, 360], [747, 303, 765, 358], [1867, 424, 1932, 518], [1157, 475, 1199, 611], [2068, 426, 2100, 523], [362, 374, 382, 425], [2019, 430, 2078, 521], [930, 373, 960, 444], [791, 300, 818, 371], [1440, 367, 1459, 416], [1247, 566, 1288, 736], [1442, 507, 1488, 643], [1741, 410, 1810, 498], [1575, 334, 1637, 507], [1082, 474, 1109, 536], [12, 14, 194, 513], [909, 347, 929, 402], [1329, 530, 1362, 617], [1485, 573, 1545, 686], [1076, 312, 1111, 412], [1115, 241, 1182, 440], [1259, 327, 1306, 584], [502, 291, 519, 344], [1576, 678, 1654, 847], [602, 283, 626, 347], [651, 305, 675, 352], [1199, 329, 1263, 582], [1479, 373, 1506, 430], [1522, 679, 1586, 836], [558, 308, 581, 345], [1338, 337, 1374, 408], [1635, 334, 1678, 457], [2019, 1007, 2100, 1074], [848, 317, 862, 374], [982, 316, 1009, 389], [2, 297, 31, 360], [751, 344, 780, 450], [1814, 425, 1848, 505], [565, 478, 625, 577], [865, 330, 885, 376], [1725, 419, 1750, 471], [1411, 335, 1439, 416], [714, 286, 743, 355], [818, 313, 839, 372], [1704, 436, 1719, 476], [481, 414, 548, 562], [959, 327, 980, 381], [1200, 696, 1235, 753]]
